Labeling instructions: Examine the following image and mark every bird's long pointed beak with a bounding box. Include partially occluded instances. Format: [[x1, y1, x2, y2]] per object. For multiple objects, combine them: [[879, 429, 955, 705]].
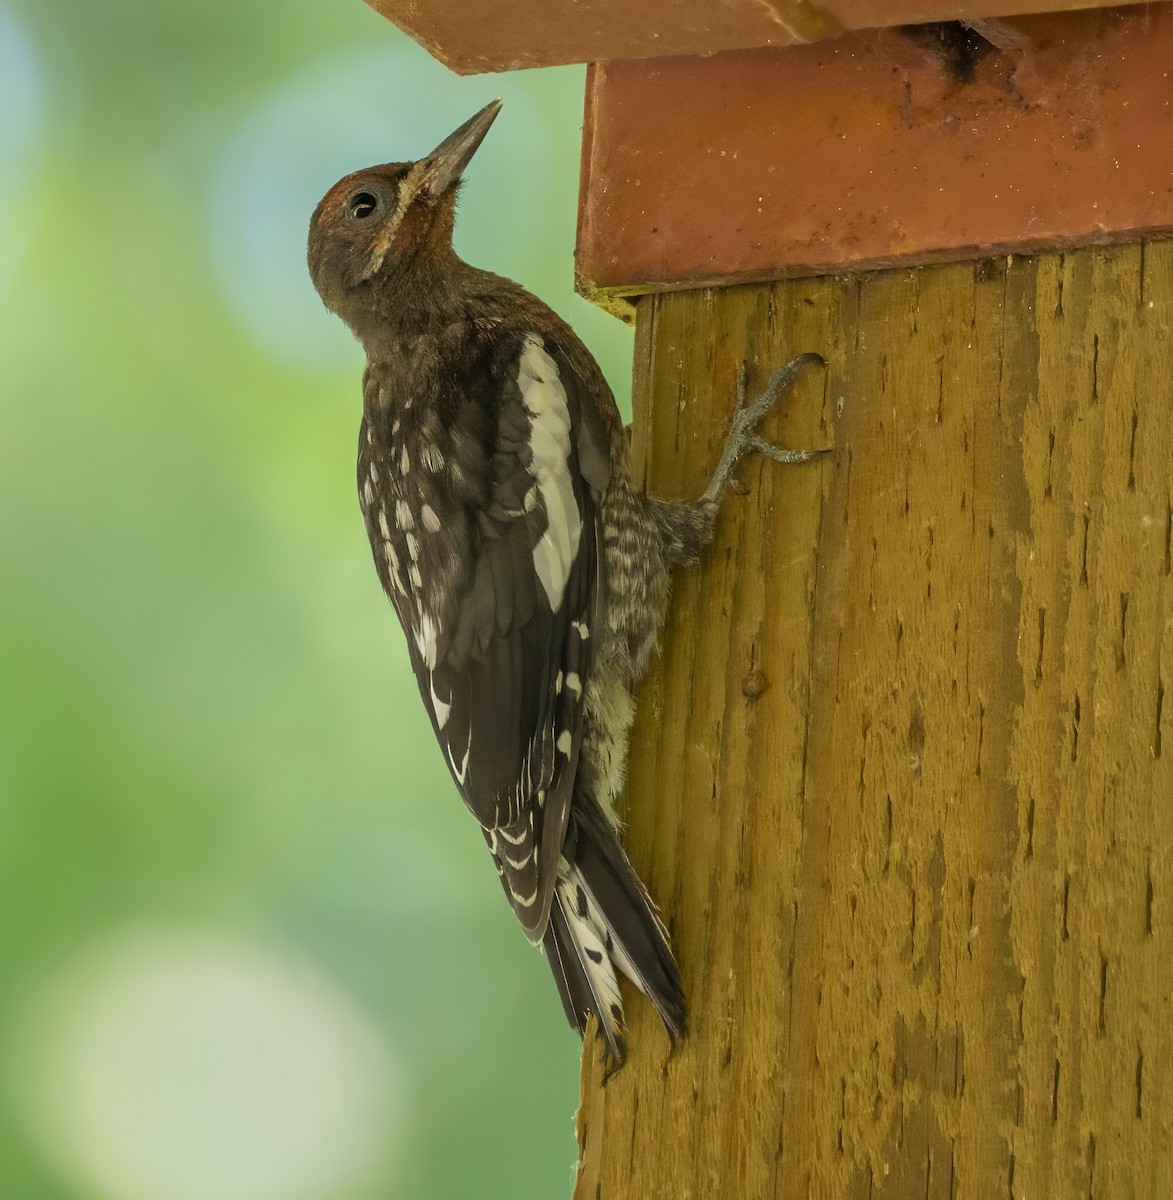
[[419, 99, 502, 198]]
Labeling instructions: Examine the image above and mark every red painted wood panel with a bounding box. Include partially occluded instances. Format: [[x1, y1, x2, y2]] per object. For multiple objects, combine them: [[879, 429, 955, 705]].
[[363, 0, 1150, 75], [576, 6, 1173, 299]]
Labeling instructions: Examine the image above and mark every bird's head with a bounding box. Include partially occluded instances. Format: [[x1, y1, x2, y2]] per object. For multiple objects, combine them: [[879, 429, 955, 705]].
[[307, 99, 501, 324]]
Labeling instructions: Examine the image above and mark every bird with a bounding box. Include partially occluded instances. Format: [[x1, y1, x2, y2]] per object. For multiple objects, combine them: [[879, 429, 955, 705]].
[[307, 99, 824, 1068]]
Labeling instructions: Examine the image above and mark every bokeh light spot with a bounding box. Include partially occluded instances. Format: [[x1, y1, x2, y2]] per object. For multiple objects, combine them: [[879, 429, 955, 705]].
[[0, 3, 45, 287], [13, 928, 400, 1200], [208, 45, 564, 372], [0, 4, 41, 187]]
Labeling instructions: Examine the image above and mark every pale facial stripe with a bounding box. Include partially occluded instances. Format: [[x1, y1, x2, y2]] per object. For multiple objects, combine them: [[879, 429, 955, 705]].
[[360, 161, 427, 280]]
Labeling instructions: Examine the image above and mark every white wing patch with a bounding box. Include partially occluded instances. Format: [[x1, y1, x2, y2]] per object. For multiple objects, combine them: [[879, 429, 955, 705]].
[[414, 608, 438, 670], [449, 723, 472, 786], [517, 336, 582, 612], [429, 676, 451, 729]]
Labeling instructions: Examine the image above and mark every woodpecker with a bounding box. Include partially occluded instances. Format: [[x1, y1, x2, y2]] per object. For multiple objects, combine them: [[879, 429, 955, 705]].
[[307, 100, 823, 1067]]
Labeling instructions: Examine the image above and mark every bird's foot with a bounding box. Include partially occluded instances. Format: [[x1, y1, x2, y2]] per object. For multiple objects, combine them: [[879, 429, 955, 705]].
[[700, 353, 827, 509]]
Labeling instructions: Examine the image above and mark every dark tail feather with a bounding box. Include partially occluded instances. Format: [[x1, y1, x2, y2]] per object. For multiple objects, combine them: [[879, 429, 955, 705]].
[[541, 791, 686, 1069]]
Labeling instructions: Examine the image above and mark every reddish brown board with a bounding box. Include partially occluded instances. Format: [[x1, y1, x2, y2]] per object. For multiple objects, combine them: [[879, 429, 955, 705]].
[[363, 0, 1149, 74], [576, 6, 1173, 301]]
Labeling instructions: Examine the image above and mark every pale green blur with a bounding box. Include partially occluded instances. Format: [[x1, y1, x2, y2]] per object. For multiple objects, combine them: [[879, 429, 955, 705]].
[[0, 2, 632, 1197]]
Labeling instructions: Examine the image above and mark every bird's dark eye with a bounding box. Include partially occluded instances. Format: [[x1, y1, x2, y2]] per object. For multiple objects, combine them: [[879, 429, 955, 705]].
[[349, 192, 379, 220]]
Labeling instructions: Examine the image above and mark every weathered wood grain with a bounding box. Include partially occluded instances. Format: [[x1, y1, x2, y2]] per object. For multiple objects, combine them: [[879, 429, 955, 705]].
[[575, 242, 1173, 1199]]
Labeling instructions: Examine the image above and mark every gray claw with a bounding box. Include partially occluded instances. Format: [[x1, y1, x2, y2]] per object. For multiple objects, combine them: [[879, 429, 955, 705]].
[[749, 434, 820, 465], [700, 354, 827, 508], [735, 365, 750, 413]]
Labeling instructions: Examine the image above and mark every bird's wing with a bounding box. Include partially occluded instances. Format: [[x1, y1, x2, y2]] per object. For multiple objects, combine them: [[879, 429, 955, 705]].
[[404, 331, 611, 942]]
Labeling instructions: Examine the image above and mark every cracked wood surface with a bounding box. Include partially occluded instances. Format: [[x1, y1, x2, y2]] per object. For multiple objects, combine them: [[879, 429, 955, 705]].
[[574, 242, 1173, 1199]]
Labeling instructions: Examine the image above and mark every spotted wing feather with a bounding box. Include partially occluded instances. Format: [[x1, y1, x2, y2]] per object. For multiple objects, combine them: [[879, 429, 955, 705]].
[[361, 332, 606, 942]]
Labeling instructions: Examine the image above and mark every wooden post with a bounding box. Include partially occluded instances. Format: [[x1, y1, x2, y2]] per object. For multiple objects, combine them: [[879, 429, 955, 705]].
[[575, 244, 1173, 1197]]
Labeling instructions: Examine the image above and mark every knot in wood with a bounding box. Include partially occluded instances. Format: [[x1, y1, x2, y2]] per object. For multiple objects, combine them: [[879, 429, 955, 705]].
[[741, 669, 768, 701]]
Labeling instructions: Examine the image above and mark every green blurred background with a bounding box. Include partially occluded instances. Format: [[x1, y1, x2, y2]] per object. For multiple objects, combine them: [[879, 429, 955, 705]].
[[0, 2, 633, 1196]]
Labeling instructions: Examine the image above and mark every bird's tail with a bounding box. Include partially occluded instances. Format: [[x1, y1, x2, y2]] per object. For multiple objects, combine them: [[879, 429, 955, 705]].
[[541, 791, 686, 1069]]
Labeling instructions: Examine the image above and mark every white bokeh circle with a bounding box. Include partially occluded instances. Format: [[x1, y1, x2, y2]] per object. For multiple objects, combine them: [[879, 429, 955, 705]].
[[14, 927, 400, 1200]]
